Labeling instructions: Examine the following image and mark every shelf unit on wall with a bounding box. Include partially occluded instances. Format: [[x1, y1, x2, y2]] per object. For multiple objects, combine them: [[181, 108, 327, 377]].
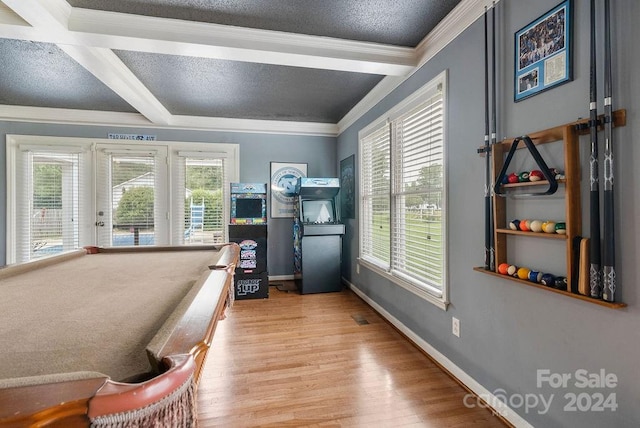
[[474, 109, 627, 309]]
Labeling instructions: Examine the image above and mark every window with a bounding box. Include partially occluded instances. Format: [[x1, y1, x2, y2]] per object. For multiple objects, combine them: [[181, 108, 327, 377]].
[[96, 149, 163, 247], [359, 71, 447, 308], [172, 151, 232, 245], [8, 147, 88, 262], [6, 135, 238, 264]]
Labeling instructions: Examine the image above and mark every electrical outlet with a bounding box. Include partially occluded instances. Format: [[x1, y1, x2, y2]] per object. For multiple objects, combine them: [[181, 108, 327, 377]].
[[452, 317, 460, 337], [356, 264, 360, 274]]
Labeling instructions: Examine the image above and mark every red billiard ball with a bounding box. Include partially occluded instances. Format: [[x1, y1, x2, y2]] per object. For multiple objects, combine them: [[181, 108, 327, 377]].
[[529, 170, 544, 181]]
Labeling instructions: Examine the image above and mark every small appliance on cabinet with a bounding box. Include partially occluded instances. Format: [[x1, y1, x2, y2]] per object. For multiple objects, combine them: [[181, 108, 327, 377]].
[[229, 183, 268, 300], [293, 178, 345, 294]]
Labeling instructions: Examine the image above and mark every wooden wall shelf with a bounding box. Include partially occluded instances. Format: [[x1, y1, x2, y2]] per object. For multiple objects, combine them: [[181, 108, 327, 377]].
[[473, 267, 627, 309], [476, 109, 627, 308], [496, 229, 567, 239], [500, 178, 566, 189]]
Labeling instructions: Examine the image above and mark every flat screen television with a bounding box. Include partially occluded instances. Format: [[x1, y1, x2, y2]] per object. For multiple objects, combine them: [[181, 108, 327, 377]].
[[301, 199, 336, 224]]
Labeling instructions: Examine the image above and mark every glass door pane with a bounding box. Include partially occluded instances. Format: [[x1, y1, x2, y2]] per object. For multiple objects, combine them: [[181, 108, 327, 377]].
[[29, 152, 81, 260], [96, 151, 157, 247], [182, 158, 225, 244]]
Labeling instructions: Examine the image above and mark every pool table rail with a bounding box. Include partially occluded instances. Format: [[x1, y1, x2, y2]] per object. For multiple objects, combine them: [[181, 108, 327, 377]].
[[0, 243, 239, 427]]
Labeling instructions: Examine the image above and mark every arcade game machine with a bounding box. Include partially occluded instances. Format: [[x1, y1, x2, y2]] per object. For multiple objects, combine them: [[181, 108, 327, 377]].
[[293, 178, 345, 294], [229, 183, 268, 299]]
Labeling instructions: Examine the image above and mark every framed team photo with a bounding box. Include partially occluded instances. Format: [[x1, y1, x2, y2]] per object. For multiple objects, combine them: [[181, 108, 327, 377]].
[[514, 0, 572, 101]]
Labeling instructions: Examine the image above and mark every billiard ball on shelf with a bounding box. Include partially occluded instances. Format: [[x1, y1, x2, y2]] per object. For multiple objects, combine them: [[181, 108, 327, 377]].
[[498, 263, 509, 275], [542, 221, 556, 233], [529, 170, 544, 181], [529, 220, 543, 233], [540, 273, 556, 287]]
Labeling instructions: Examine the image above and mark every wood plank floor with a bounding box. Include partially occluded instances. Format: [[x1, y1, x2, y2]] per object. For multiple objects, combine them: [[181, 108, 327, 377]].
[[197, 283, 508, 427]]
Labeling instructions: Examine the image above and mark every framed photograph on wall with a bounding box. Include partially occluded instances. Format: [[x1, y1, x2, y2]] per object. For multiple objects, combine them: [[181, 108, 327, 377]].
[[339, 155, 355, 219], [514, 0, 572, 102], [270, 162, 307, 218]]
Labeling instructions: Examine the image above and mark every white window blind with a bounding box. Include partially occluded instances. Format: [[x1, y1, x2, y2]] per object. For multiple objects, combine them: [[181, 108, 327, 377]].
[[360, 123, 391, 270], [6, 136, 238, 263], [359, 71, 447, 303], [97, 151, 158, 247], [14, 149, 84, 263], [172, 154, 229, 245], [391, 92, 444, 290]]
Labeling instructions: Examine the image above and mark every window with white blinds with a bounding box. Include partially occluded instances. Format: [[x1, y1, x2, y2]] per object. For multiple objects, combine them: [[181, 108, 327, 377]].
[[96, 151, 159, 247], [360, 123, 391, 270], [11, 149, 85, 263], [6, 135, 239, 264], [172, 153, 230, 245], [359, 71, 447, 305]]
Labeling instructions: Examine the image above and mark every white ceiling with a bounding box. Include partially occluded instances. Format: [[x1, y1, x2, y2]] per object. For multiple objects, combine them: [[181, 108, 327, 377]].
[[0, 0, 491, 136]]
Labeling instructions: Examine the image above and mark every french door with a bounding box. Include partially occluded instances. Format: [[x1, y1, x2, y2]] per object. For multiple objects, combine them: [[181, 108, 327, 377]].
[[95, 145, 169, 248], [6, 135, 238, 264]]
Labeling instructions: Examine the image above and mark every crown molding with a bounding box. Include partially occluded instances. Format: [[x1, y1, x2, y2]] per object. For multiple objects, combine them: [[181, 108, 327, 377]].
[[0, 105, 339, 137], [337, 0, 500, 135], [169, 115, 338, 137], [415, 0, 498, 67], [336, 76, 405, 132]]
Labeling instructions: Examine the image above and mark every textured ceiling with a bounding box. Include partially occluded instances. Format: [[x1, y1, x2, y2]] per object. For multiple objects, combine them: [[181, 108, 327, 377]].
[[0, 0, 464, 129], [67, 0, 461, 46], [0, 39, 137, 112], [114, 50, 384, 122]]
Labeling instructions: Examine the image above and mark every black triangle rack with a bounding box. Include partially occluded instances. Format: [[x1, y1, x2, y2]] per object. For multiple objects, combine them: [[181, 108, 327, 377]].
[[494, 135, 558, 197]]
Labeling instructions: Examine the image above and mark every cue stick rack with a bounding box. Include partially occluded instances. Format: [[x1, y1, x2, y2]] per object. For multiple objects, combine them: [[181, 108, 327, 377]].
[[474, 110, 627, 309]]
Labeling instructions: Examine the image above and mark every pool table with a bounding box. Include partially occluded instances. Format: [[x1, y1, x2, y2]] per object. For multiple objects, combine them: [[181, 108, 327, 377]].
[[0, 244, 239, 427]]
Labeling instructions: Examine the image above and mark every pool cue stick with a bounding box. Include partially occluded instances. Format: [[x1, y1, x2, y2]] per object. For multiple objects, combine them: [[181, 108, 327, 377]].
[[588, 0, 602, 298], [490, 2, 497, 270], [482, 6, 493, 271], [602, 0, 616, 302]]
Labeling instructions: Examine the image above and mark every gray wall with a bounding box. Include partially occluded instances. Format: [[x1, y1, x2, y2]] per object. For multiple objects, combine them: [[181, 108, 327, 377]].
[[0, 121, 337, 274], [338, 0, 639, 426]]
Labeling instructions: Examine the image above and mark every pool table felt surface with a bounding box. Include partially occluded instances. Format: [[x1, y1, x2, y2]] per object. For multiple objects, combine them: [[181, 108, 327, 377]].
[[0, 248, 221, 382]]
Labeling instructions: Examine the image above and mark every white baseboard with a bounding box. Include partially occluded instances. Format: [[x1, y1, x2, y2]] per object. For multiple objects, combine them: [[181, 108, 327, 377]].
[[268, 274, 294, 282], [345, 279, 533, 428]]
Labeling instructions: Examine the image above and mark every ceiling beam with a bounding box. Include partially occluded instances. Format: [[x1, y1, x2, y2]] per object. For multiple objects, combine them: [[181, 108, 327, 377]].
[[58, 45, 172, 125], [0, 0, 70, 30], [0, 2, 417, 77], [1, 0, 171, 125], [66, 8, 416, 76], [0, 1, 416, 76]]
